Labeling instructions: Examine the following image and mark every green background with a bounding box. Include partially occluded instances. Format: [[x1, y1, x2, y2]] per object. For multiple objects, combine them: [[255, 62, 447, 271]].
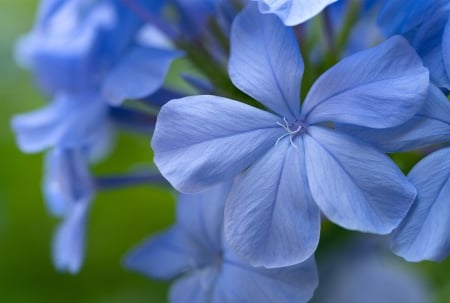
[[0, 1, 449, 302]]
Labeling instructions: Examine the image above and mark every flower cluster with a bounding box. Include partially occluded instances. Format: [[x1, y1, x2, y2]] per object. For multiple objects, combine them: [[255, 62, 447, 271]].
[[12, 0, 449, 301]]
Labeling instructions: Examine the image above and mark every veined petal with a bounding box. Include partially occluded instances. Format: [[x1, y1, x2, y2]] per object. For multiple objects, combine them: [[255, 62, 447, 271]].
[[302, 36, 429, 128], [124, 227, 210, 280], [177, 182, 233, 252], [337, 85, 450, 152], [102, 46, 181, 105], [219, 250, 318, 303], [391, 147, 450, 262], [443, 17, 450, 85], [229, 4, 303, 120], [52, 199, 90, 274], [304, 126, 416, 233], [224, 139, 321, 268], [152, 95, 283, 193], [254, 0, 338, 26]]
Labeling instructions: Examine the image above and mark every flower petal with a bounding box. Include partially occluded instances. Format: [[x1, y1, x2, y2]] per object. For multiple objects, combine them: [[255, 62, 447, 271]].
[[337, 85, 450, 152], [229, 3, 303, 119], [254, 0, 338, 26], [169, 267, 221, 303], [391, 147, 450, 262], [52, 199, 90, 274], [304, 126, 416, 233], [152, 95, 282, 193], [219, 250, 318, 303], [177, 182, 233, 252], [102, 46, 181, 105], [124, 227, 208, 280], [302, 36, 429, 128], [224, 138, 321, 268]]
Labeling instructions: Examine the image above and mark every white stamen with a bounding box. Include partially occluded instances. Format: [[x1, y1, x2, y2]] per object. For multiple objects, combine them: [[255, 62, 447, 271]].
[[275, 117, 303, 148]]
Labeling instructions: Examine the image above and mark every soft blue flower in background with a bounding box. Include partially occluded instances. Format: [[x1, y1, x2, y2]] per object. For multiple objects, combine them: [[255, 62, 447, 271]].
[[152, 4, 428, 268], [314, 238, 432, 303], [44, 148, 94, 274], [252, 0, 338, 25], [391, 147, 450, 262], [125, 182, 318, 303], [378, 0, 450, 89]]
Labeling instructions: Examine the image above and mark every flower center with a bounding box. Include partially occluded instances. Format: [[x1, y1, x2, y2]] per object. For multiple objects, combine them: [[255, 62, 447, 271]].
[[276, 117, 307, 147]]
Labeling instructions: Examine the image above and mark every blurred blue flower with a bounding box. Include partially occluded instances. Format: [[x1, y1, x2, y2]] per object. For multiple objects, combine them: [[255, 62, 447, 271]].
[[314, 238, 433, 303], [252, 0, 338, 25], [44, 148, 94, 273], [151, 4, 428, 268], [125, 182, 318, 303]]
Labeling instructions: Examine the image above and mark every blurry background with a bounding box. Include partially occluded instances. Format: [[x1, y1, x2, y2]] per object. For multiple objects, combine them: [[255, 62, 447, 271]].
[[0, 1, 449, 302]]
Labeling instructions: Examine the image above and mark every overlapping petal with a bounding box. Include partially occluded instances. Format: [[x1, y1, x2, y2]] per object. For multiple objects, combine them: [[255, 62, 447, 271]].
[[225, 139, 320, 268], [229, 4, 303, 119], [102, 47, 181, 105], [302, 36, 429, 128], [337, 85, 450, 152], [304, 126, 416, 233], [391, 147, 450, 262], [152, 95, 283, 192], [254, 0, 338, 26]]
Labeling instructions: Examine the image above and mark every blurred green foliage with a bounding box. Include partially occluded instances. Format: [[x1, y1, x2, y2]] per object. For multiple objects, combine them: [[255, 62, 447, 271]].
[[0, 1, 449, 303]]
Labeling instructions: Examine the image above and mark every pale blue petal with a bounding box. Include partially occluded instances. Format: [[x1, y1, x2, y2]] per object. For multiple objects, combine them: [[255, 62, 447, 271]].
[[169, 267, 221, 303], [391, 147, 450, 262], [304, 126, 416, 233], [443, 17, 450, 85], [229, 4, 303, 119], [337, 85, 450, 152], [177, 182, 233, 252], [302, 36, 429, 128], [124, 227, 209, 280], [254, 0, 338, 26], [224, 139, 320, 268], [219, 250, 318, 303], [52, 199, 90, 274], [152, 95, 283, 193], [11, 92, 111, 153], [102, 47, 181, 105], [43, 148, 94, 217]]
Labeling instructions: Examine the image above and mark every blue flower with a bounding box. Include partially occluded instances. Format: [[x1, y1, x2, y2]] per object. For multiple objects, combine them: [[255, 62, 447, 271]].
[[391, 146, 450, 262], [44, 148, 94, 273], [378, 0, 450, 89], [252, 0, 338, 25], [151, 4, 429, 267], [314, 238, 432, 303], [125, 182, 318, 303]]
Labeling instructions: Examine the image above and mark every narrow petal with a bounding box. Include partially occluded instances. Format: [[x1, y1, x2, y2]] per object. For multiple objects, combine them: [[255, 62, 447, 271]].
[[254, 0, 338, 26], [337, 85, 450, 152], [102, 47, 181, 105], [302, 36, 429, 128], [177, 182, 233, 252], [52, 200, 90, 274], [152, 95, 283, 193], [219, 250, 318, 303], [304, 126, 416, 233], [391, 147, 450, 262], [225, 139, 321, 268], [169, 267, 220, 303], [443, 16, 450, 85], [124, 227, 208, 280], [229, 4, 303, 119]]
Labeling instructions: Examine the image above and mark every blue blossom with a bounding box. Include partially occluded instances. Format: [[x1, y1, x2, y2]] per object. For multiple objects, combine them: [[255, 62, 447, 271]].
[[125, 182, 318, 303], [378, 0, 450, 89], [44, 148, 94, 273], [151, 4, 428, 268], [314, 238, 432, 303], [391, 147, 450, 262], [252, 0, 338, 25]]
